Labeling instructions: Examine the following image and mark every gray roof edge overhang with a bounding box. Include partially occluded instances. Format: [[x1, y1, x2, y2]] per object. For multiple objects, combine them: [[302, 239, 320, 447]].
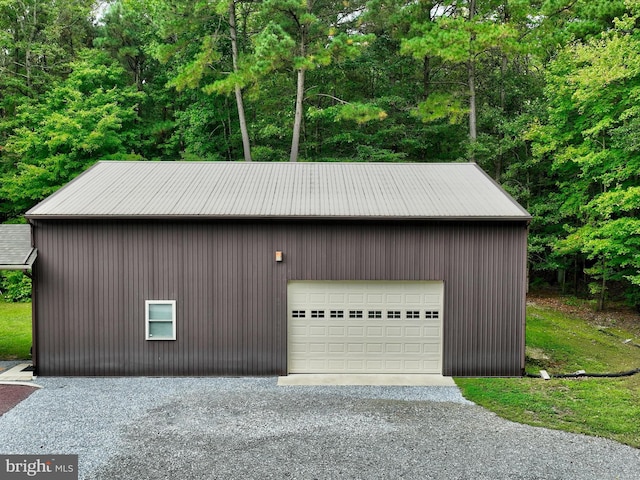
[[0, 264, 33, 270], [0, 224, 37, 270], [0, 248, 37, 270], [472, 164, 531, 218], [25, 214, 532, 222]]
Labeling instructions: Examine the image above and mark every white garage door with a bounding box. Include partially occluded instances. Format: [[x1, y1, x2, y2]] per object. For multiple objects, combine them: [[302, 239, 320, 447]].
[[288, 281, 443, 374]]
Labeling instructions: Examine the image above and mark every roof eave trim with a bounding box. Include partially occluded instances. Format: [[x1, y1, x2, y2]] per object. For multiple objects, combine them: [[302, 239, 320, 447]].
[[24, 248, 38, 267], [25, 214, 532, 222], [1, 248, 38, 270]]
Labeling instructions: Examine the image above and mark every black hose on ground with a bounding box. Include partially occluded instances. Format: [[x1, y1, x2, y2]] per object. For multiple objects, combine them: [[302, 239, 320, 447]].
[[524, 368, 640, 379]]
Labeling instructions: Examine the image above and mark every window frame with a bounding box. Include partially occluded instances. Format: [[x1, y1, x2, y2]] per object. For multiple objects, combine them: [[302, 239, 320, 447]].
[[145, 300, 177, 341]]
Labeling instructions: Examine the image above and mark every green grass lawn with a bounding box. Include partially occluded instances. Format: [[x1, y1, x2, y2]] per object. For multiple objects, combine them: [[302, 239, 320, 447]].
[[457, 303, 640, 448], [0, 302, 32, 360]]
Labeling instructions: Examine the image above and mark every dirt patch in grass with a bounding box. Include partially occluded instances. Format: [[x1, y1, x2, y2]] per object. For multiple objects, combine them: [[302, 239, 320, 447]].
[[0, 384, 37, 416], [528, 293, 640, 337]]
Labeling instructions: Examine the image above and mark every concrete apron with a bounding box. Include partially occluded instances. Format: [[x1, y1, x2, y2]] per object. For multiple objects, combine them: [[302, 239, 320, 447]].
[[0, 363, 35, 382], [278, 374, 456, 386]]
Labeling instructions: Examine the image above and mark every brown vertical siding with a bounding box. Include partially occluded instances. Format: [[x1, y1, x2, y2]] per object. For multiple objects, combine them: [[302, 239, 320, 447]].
[[32, 220, 527, 376]]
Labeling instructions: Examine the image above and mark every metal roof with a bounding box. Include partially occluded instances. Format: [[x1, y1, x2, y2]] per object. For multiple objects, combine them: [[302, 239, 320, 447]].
[[25, 161, 531, 220], [0, 224, 37, 270]]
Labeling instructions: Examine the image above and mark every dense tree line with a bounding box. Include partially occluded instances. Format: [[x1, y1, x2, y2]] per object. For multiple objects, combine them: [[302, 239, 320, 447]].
[[1, 0, 639, 308]]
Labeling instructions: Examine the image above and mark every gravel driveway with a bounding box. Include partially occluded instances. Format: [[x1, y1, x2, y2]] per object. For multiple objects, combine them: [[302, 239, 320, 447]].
[[1, 377, 639, 479]]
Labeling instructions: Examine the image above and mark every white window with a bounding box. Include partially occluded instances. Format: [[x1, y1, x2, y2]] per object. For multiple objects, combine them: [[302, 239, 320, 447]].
[[145, 300, 176, 340]]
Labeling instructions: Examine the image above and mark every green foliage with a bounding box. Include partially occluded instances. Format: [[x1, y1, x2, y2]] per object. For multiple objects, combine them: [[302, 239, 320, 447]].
[[0, 50, 144, 216], [528, 15, 640, 306], [413, 92, 467, 125], [0, 272, 31, 303], [308, 102, 388, 125]]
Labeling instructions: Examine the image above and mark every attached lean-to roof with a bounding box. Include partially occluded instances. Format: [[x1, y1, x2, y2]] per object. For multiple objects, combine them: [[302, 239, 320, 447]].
[[25, 161, 531, 221], [0, 224, 37, 270]]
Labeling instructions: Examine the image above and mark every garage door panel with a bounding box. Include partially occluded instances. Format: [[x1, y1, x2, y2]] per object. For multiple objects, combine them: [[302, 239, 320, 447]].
[[309, 293, 326, 303], [309, 326, 327, 336], [291, 325, 307, 335], [405, 294, 422, 304], [347, 360, 364, 370], [424, 327, 440, 336], [328, 326, 345, 336], [366, 359, 383, 369], [404, 326, 422, 336], [385, 360, 402, 370], [290, 343, 308, 354], [385, 326, 403, 336], [348, 293, 364, 303], [366, 294, 384, 303], [347, 326, 364, 336], [309, 343, 326, 353], [366, 326, 384, 336], [403, 360, 422, 370], [328, 359, 346, 370], [309, 359, 326, 369], [403, 343, 422, 354], [424, 344, 441, 353], [289, 281, 443, 374], [424, 360, 440, 370], [385, 343, 402, 353]]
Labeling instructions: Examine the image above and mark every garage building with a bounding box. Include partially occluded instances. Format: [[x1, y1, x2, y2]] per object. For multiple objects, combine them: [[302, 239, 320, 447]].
[[25, 161, 530, 377]]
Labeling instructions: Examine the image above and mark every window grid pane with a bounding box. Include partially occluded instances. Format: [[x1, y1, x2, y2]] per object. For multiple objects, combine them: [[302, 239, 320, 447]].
[[148, 321, 174, 338], [149, 303, 173, 321], [146, 300, 176, 341]]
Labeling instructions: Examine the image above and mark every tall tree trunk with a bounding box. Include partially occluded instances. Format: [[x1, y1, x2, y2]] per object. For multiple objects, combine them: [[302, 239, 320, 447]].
[[495, 53, 508, 180], [495, 2, 510, 181], [468, 0, 477, 162], [290, 15, 307, 163], [290, 67, 305, 162], [229, 1, 252, 162]]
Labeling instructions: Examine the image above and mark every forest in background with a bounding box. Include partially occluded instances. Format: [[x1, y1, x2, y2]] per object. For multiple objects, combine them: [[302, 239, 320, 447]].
[[1, 0, 639, 309]]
